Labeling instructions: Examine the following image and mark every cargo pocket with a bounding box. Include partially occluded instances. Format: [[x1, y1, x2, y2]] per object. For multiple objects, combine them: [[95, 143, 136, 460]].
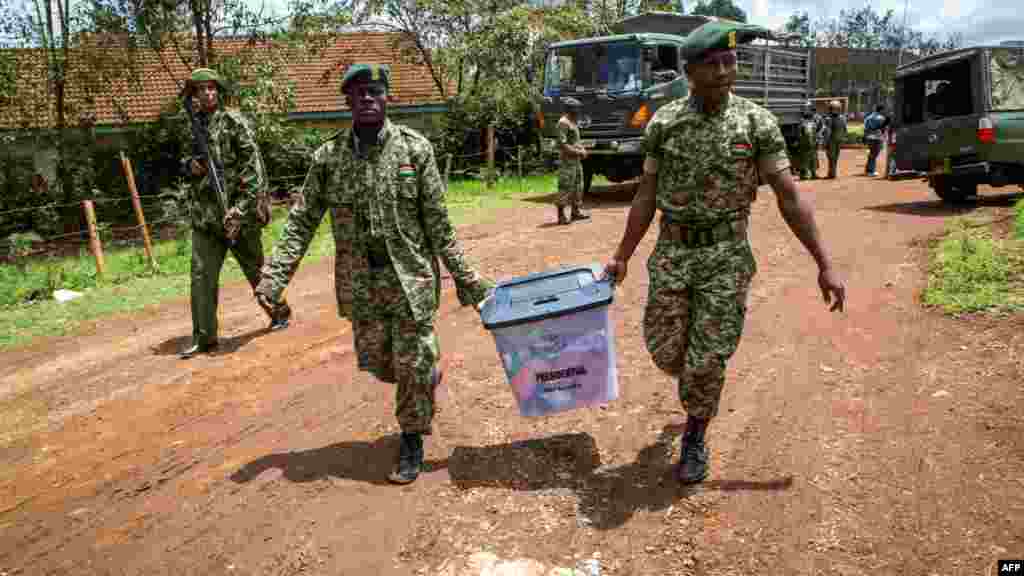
[[642, 262, 692, 377]]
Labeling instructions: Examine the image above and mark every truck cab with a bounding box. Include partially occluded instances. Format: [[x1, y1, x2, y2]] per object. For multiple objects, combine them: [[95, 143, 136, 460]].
[[538, 12, 811, 194], [891, 43, 1024, 202], [539, 31, 687, 188]]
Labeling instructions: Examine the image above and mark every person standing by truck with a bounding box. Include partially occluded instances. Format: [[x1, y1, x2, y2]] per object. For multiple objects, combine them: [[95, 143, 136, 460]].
[[555, 97, 590, 225], [602, 21, 846, 484], [797, 104, 819, 180], [863, 104, 890, 177], [825, 100, 847, 179], [823, 99, 847, 177]]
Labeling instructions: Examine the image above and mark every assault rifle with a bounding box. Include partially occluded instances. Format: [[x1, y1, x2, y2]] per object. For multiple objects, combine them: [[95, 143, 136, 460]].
[[183, 93, 234, 243]]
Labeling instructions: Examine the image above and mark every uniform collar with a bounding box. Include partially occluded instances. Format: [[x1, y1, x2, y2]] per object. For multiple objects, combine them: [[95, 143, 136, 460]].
[[687, 92, 732, 116], [349, 118, 394, 157]]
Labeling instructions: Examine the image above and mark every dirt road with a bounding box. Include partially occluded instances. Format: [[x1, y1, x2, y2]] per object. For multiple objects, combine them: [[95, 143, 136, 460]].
[[1, 149, 1021, 575]]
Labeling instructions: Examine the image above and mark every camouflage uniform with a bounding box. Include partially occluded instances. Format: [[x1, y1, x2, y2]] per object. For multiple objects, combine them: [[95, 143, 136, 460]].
[[258, 118, 492, 434], [798, 114, 818, 180], [642, 92, 790, 419], [556, 115, 584, 209], [825, 105, 847, 179], [184, 95, 271, 349]]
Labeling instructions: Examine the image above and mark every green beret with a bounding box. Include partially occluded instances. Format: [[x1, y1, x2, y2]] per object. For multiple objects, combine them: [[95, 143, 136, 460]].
[[340, 64, 391, 93], [681, 20, 773, 62], [183, 67, 227, 97]]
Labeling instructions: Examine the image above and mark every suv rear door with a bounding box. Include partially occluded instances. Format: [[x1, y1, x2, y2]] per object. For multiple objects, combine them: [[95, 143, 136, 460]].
[[894, 51, 985, 174]]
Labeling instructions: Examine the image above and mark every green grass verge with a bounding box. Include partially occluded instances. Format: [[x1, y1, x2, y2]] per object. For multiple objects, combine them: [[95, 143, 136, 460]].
[[0, 174, 557, 351], [1015, 197, 1024, 240], [922, 217, 1024, 314]]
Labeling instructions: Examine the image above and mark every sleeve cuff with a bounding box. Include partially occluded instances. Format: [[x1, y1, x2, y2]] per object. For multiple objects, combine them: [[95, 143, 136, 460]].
[[757, 153, 790, 176]]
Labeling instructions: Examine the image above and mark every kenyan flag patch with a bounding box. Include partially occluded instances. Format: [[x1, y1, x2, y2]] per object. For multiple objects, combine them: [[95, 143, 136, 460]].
[[731, 142, 752, 158], [398, 164, 416, 178]]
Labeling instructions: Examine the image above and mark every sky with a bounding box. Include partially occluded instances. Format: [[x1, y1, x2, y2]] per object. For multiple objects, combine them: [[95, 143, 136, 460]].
[[735, 0, 1022, 47]]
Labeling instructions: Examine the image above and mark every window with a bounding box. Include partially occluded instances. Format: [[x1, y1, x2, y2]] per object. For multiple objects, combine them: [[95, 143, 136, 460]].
[[898, 57, 975, 125], [649, 45, 681, 85], [543, 41, 644, 94]]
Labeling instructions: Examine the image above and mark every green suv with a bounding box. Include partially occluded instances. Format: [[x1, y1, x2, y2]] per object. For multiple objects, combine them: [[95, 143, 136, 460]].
[[892, 43, 1024, 202]]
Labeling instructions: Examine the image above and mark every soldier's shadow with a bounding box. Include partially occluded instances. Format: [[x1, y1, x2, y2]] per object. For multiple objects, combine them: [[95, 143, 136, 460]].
[[447, 424, 793, 531], [150, 327, 273, 356], [229, 434, 449, 486]]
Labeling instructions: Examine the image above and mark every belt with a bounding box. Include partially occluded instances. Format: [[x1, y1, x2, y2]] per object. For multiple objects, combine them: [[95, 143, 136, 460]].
[[661, 217, 748, 248]]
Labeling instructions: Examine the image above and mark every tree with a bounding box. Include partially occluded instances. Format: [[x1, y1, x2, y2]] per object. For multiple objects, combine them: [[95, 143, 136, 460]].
[[0, 0, 138, 226], [690, 0, 745, 23], [782, 11, 814, 47], [815, 5, 964, 58], [364, 0, 592, 148]]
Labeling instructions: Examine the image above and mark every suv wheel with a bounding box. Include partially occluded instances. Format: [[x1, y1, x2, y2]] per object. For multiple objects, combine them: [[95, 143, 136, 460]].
[[932, 176, 977, 203]]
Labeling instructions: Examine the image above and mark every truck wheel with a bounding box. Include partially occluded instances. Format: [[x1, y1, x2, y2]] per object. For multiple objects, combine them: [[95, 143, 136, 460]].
[[933, 177, 977, 204]]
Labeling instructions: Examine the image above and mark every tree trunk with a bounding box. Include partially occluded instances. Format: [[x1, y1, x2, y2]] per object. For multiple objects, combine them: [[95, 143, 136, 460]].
[[191, 0, 207, 65]]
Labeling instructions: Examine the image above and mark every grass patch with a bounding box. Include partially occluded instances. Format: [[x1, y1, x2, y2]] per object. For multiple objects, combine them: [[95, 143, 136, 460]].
[[1015, 197, 1024, 240], [922, 218, 1024, 314], [0, 174, 556, 351], [445, 173, 556, 224]]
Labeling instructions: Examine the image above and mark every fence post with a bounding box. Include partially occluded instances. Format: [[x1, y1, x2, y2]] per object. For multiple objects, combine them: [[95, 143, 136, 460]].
[[444, 153, 452, 187], [517, 147, 524, 196], [120, 151, 158, 271], [82, 199, 106, 280], [486, 124, 495, 189]]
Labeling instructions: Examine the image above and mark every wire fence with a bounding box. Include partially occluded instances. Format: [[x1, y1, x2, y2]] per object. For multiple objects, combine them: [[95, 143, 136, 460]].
[[1, 142, 553, 270]]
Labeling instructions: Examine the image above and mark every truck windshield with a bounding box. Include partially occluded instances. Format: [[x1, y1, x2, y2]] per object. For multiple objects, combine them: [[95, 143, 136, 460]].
[[544, 41, 642, 96]]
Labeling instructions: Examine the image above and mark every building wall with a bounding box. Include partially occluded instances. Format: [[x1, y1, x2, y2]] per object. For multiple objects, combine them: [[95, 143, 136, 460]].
[[811, 48, 902, 118]]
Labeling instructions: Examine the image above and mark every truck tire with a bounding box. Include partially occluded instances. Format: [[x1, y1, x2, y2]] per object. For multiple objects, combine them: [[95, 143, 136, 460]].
[[932, 176, 977, 204]]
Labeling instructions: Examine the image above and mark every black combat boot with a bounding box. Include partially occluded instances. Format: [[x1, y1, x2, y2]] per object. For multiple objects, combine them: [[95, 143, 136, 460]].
[[557, 205, 570, 225], [269, 301, 292, 331], [388, 432, 424, 485], [677, 416, 710, 484], [180, 340, 218, 359]]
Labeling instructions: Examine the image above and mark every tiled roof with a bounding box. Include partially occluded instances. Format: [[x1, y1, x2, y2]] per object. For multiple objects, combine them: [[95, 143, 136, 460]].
[[0, 31, 451, 130]]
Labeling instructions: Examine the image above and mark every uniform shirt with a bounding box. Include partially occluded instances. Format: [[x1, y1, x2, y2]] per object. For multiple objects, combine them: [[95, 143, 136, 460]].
[[799, 118, 817, 148], [557, 116, 582, 165], [187, 108, 266, 232], [826, 112, 847, 144], [642, 93, 790, 224], [262, 119, 491, 323]]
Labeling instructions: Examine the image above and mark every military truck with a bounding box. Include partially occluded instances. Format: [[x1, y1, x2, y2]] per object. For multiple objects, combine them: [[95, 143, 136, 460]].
[[537, 12, 812, 194], [891, 42, 1024, 202]]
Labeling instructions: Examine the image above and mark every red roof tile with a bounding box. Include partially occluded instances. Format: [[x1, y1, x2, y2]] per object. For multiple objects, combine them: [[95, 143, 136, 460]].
[[0, 31, 451, 130]]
